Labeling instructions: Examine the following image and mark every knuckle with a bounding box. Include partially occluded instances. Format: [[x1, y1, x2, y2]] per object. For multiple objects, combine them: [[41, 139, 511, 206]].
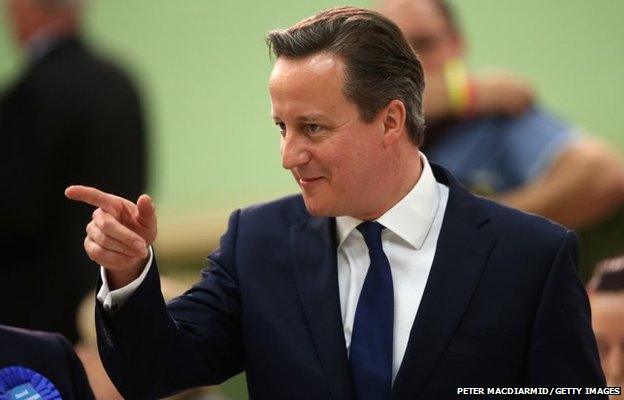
[[101, 218, 114, 232], [87, 253, 100, 263], [89, 244, 102, 258], [87, 220, 98, 233], [94, 208, 105, 220], [85, 243, 100, 262], [93, 214, 104, 228], [113, 202, 124, 216], [86, 224, 99, 240], [92, 229, 106, 245]]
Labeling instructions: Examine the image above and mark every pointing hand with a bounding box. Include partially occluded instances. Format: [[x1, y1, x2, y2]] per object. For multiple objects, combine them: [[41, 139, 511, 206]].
[[65, 185, 158, 288]]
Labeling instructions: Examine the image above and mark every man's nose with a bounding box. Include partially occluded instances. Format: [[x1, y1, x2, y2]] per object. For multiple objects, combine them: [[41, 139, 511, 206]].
[[281, 132, 311, 170]]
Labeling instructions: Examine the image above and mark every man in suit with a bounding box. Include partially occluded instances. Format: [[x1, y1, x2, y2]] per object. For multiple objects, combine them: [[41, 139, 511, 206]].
[[66, 6, 605, 399], [0, 324, 94, 399], [0, 0, 147, 343]]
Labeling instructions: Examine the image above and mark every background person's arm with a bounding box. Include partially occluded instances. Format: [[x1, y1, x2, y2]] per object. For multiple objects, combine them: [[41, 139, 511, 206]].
[[424, 69, 534, 121], [494, 137, 624, 229]]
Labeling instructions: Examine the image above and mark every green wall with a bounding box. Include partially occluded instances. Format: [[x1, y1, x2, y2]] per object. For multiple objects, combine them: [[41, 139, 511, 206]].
[[456, 0, 624, 147], [1, 0, 622, 220], [1, 1, 622, 398]]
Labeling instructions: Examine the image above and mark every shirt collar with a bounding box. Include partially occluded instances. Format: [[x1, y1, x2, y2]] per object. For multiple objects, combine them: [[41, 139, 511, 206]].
[[336, 152, 441, 250]]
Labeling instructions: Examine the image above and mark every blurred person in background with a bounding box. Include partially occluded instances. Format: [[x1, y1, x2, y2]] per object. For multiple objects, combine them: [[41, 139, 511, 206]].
[[75, 276, 226, 400], [588, 256, 624, 398], [0, 0, 147, 343], [380, 0, 624, 232], [0, 324, 94, 399]]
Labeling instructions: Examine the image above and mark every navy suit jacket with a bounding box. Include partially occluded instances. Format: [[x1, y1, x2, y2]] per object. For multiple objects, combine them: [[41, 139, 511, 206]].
[[96, 164, 606, 399], [0, 325, 94, 399]]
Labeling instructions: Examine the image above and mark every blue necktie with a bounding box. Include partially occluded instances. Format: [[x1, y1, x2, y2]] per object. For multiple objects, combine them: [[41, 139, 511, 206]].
[[350, 221, 394, 400]]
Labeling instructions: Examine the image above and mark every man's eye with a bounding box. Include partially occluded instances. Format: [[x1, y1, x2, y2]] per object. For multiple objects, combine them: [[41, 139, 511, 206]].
[[276, 122, 286, 136], [306, 124, 321, 134]]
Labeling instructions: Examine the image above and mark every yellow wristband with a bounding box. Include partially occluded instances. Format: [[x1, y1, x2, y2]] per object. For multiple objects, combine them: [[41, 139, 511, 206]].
[[444, 59, 470, 116]]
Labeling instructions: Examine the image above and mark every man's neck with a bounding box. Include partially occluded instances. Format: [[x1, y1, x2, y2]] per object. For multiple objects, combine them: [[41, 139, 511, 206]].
[[387, 147, 424, 210], [354, 147, 424, 221], [23, 21, 77, 61]]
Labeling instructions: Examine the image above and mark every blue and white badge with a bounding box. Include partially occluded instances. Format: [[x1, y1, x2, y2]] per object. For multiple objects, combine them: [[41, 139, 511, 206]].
[[0, 367, 61, 400]]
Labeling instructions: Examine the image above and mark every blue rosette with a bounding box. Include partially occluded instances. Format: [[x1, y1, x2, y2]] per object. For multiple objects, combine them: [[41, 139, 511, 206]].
[[0, 366, 61, 400]]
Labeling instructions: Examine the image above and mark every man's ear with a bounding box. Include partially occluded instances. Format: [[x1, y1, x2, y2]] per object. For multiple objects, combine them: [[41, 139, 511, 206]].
[[381, 99, 407, 147]]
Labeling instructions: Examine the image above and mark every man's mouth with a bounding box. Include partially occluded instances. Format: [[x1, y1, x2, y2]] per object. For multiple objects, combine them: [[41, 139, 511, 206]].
[[298, 176, 324, 187]]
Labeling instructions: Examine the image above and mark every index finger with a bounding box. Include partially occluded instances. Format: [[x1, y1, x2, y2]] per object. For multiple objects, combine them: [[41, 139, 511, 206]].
[[65, 185, 120, 214]]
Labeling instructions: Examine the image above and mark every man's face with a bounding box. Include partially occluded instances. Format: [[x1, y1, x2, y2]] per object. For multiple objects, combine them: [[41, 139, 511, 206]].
[[269, 53, 390, 219], [384, 0, 462, 73], [5, 0, 33, 47], [591, 293, 624, 394]]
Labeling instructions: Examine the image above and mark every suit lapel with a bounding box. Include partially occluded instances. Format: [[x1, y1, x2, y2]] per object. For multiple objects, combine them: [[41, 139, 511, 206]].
[[391, 165, 496, 398], [291, 216, 353, 400]]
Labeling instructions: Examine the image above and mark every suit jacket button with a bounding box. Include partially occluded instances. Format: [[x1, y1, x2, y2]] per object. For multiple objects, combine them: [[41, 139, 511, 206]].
[[103, 328, 114, 348]]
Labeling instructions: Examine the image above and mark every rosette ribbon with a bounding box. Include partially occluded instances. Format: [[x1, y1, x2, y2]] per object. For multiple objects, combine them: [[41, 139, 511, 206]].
[[0, 366, 61, 400]]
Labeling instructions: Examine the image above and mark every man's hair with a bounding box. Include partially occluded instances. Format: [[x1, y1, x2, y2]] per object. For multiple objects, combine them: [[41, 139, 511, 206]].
[[588, 255, 624, 293], [266, 6, 426, 146]]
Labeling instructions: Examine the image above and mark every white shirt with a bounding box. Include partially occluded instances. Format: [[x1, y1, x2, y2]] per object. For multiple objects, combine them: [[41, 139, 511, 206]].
[[98, 153, 449, 382], [336, 154, 448, 381]]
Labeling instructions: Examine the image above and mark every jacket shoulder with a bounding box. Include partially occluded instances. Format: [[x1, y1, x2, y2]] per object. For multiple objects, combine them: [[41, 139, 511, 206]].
[[23, 43, 141, 102], [0, 324, 61, 346], [238, 193, 308, 225], [433, 162, 571, 251], [477, 194, 573, 251], [0, 326, 73, 380]]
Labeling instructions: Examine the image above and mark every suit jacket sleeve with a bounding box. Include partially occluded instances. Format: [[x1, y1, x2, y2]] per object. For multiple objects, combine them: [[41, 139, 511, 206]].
[[96, 210, 244, 399], [525, 230, 606, 390]]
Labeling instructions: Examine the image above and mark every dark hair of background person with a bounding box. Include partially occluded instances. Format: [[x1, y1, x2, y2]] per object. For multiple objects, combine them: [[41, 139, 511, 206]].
[[266, 6, 426, 146], [588, 256, 624, 292], [430, 0, 461, 34]]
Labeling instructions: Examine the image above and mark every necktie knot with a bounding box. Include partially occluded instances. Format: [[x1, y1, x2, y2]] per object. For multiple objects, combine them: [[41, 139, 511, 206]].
[[357, 221, 385, 251]]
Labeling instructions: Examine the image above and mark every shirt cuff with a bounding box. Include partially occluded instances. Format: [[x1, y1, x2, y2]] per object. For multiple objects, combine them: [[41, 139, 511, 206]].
[[96, 246, 154, 311]]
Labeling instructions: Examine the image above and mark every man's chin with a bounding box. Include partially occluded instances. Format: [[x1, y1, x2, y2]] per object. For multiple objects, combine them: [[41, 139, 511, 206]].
[[302, 196, 338, 217]]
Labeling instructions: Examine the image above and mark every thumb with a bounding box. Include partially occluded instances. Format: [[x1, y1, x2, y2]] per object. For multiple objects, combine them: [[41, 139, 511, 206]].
[[136, 194, 156, 227]]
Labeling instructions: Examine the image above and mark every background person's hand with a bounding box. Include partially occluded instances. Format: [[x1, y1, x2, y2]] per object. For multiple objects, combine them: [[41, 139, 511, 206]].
[[65, 185, 158, 289], [423, 69, 534, 120], [474, 70, 535, 117]]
